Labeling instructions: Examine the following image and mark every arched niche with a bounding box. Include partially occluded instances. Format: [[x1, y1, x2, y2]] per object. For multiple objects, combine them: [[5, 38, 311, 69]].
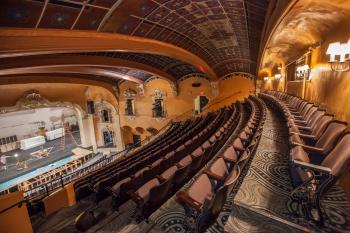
[[151, 88, 167, 119], [123, 88, 137, 117]]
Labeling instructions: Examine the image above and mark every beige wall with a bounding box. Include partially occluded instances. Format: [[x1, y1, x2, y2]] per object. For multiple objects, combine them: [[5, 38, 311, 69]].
[[119, 75, 255, 131], [119, 77, 215, 131]]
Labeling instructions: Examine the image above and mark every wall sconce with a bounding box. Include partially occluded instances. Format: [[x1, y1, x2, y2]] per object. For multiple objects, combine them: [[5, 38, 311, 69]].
[[326, 40, 350, 72], [274, 74, 282, 79], [263, 77, 269, 81], [296, 64, 310, 79]]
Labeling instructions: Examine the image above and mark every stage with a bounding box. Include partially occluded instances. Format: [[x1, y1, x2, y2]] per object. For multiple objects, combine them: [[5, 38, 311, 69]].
[[0, 131, 81, 184]]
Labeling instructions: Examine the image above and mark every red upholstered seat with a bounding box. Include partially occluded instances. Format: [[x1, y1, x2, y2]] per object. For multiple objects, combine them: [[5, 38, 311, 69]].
[[135, 178, 160, 202], [178, 155, 192, 168], [160, 165, 178, 180]]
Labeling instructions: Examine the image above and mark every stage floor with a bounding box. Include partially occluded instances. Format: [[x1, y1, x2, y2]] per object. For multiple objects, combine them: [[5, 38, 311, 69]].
[[0, 131, 81, 183]]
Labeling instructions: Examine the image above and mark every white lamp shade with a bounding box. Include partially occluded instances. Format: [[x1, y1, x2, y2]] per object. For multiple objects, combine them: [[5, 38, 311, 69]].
[[327, 42, 341, 62], [274, 74, 282, 79]]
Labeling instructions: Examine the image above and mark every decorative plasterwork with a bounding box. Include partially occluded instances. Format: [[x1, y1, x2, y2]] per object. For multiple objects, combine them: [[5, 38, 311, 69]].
[[94, 99, 118, 116], [220, 72, 256, 81], [170, 82, 179, 97], [136, 84, 145, 97], [178, 74, 209, 83], [152, 88, 167, 120], [144, 76, 160, 85], [152, 88, 167, 100], [144, 76, 178, 97], [113, 85, 120, 98], [0, 89, 77, 114], [123, 88, 137, 99]]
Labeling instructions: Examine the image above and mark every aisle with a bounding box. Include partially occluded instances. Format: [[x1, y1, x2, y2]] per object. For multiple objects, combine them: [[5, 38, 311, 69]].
[[207, 107, 350, 233]]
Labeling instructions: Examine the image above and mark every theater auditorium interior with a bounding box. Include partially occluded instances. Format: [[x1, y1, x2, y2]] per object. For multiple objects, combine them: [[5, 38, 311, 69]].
[[1, 0, 350, 233]]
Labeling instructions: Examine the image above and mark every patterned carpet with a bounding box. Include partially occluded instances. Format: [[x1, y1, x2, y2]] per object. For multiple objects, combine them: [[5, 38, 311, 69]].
[[33, 107, 350, 233], [205, 107, 350, 233]]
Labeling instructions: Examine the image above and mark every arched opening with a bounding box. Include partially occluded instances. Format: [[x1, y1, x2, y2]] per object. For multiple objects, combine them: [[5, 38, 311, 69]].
[[124, 88, 137, 116], [152, 89, 166, 118], [100, 109, 111, 123], [121, 125, 133, 148], [146, 127, 159, 136], [102, 128, 114, 147], [194, 94, 209, 115]]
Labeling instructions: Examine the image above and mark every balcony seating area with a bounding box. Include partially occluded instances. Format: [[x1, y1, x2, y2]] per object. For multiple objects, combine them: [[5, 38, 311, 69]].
[[73, 120, 185, 200], [260, 90, 350, 225], [176, 96, 267, 232], [122, 103, 241, 221], [71, 102, 244, 223]]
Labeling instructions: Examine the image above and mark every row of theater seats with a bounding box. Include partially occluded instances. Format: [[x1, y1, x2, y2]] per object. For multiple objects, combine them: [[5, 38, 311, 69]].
[[176, 96, 267, 232], [260, 90, 350, 225], [73, 121, 185, 200], [72, 102, 244, 222], [126, 103, 242, 221]]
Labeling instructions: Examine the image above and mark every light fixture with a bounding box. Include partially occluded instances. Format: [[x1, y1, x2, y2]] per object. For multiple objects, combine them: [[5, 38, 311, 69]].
[[263, 77, 269, 81], [274, 74, 282, 79], [326, 39, 350, 72], [14, 153, 18, 158], [296, 64, 310, 79]]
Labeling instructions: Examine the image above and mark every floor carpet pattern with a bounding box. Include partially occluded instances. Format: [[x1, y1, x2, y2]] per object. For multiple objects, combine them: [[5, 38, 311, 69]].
[[205, 107, 350, 233]]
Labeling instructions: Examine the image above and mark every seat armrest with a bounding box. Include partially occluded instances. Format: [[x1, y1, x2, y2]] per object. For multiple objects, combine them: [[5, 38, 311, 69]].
[[203, 170, 225, 181], [290, 132, 316, 140], [293, 119, 307, 125], [105, 186, 118, 196], [293, 160, 332, 174], [176, 191, 202, 210], [291, 142, 324, 154], [156, 175, 166, 182], [127, 190, 144, 205], [297, 126, 312, 132]]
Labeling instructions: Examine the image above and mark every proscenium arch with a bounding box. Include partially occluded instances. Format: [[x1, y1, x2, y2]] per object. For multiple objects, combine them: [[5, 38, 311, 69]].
[[0, 28, 218, 80], [0, 54, 178, 83]]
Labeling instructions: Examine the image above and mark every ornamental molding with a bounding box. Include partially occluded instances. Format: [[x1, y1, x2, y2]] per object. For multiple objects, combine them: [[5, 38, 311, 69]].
[[152, 88, 166, 100], [178, 74, 209, 83], [0, 90, 78, 114], [123, 88, 137, 99], [170, 82, 178, 97], [136, 84, 145, 97], [220, 72, 255, 81]]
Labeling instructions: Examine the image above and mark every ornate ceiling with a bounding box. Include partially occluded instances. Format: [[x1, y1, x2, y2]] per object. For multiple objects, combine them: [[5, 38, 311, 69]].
[[79, 51, 207, 80], [0, 0, 269, 81]]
